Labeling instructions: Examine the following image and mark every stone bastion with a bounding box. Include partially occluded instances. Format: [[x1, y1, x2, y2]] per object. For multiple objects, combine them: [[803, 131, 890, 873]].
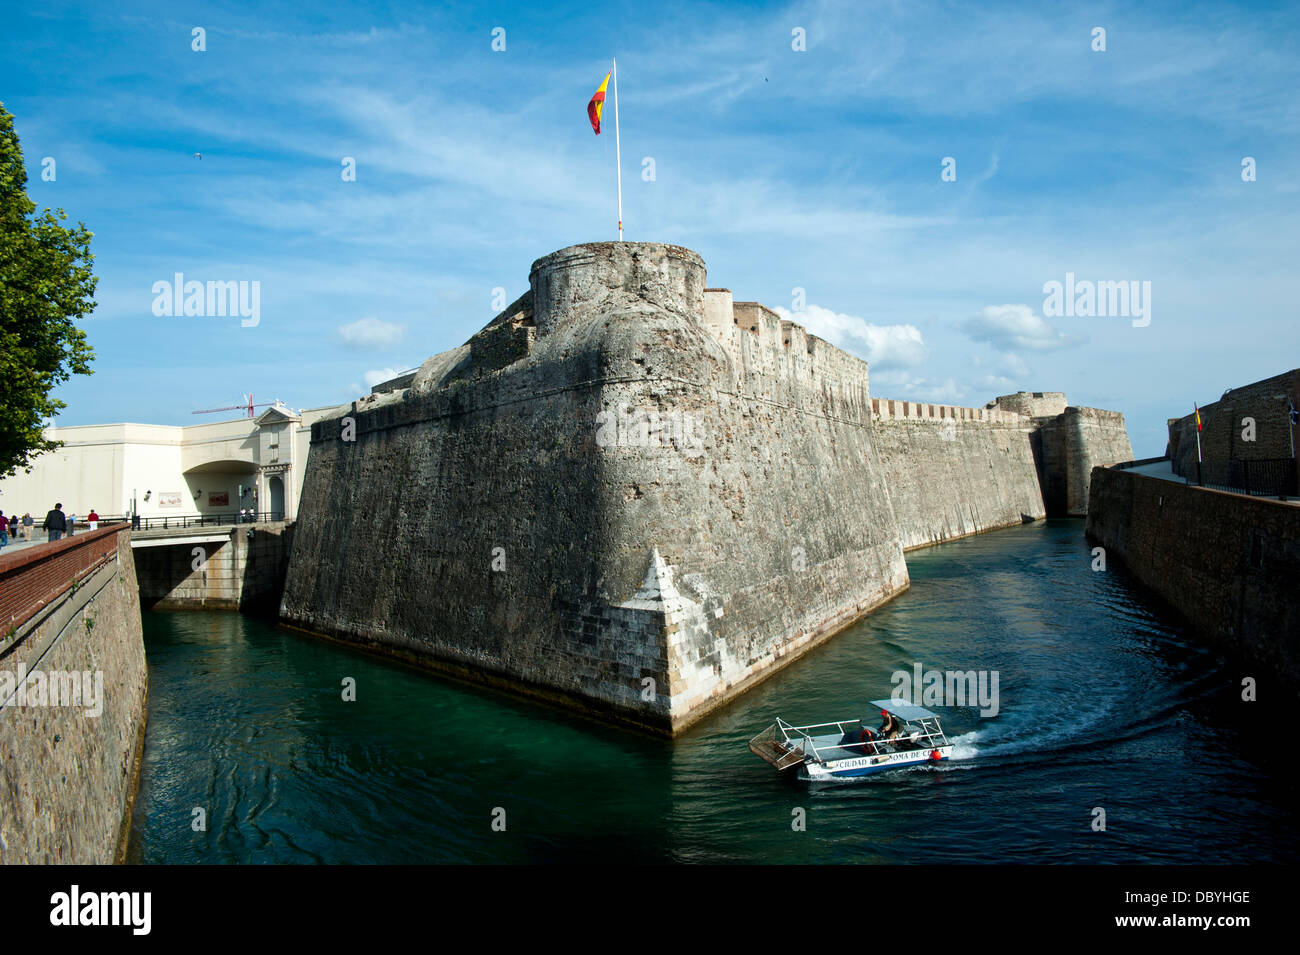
[[279, 241, 1131, 734]]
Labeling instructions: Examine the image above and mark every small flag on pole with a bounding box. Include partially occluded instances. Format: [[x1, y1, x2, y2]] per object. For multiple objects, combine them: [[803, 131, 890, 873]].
[[1289, 400, 1298, 426], [588, 72, 611, 135], [1195, 403, 1202, 432], [587, 61, 623, 240]]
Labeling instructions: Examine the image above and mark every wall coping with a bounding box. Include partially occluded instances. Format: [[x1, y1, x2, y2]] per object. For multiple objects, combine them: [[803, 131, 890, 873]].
[[1, 525, 130, 639]]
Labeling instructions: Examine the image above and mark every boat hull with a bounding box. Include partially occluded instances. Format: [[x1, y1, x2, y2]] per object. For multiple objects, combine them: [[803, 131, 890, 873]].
[[800, 745, 953, 780]]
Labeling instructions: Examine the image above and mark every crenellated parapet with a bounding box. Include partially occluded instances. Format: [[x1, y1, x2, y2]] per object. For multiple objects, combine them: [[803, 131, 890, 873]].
[[872, 397, 1027, 426], [285, 241, 1132, 734]]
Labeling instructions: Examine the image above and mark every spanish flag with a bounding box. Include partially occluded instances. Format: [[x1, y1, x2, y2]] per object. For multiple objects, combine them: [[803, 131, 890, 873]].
[[1195, 403, 1202, 432], [588, 71, 611, 134]]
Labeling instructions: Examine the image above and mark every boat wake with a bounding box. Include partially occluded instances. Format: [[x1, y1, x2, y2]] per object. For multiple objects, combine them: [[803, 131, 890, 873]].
[[946, 730, 981, 760]]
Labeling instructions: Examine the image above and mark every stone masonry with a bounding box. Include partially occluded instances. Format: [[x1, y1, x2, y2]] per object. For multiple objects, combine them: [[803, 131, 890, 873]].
[[281, 242, 1132, 734], [1167, 368, 1300, 477], [0, 528, 148, 863], [1087, 466, 1300, 688]]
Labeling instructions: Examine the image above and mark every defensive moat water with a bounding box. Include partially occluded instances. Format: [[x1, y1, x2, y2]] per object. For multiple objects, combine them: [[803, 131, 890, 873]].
[[126, 520, 1297, 864]]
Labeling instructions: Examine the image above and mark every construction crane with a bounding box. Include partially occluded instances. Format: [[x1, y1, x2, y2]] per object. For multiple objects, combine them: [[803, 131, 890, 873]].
[[192, 395, 284, 418]]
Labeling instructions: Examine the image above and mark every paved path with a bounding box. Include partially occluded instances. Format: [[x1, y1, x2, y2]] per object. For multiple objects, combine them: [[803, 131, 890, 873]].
[[1125, 459, 1183, 483], [0, 536, 47, 557], [0, 530, 97, 558], [1120, 458, 1299, 505]]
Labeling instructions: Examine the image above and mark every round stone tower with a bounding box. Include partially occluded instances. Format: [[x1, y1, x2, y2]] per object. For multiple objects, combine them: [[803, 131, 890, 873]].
[[528, 242, 707, 337]]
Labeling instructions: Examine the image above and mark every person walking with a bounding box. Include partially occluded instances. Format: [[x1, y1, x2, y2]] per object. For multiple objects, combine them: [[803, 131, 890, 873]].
[[21, 512, 33, 541], [43, 504, 67, 542], [0, 511, 9, 549], [67, 513, 76, 537], [87, 509, 100, 531]]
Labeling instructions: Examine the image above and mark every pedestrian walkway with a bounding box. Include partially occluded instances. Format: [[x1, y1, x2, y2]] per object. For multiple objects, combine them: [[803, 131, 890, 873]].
[[1125, 459, 1182, 483], [1120, 458, 1299, 505], [0, 537, 46, 558], [0, 529, 93, 560]]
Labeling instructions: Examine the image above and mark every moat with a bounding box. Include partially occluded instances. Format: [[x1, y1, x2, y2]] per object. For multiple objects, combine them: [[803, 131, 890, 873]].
[[126, 520, 1297, 864]]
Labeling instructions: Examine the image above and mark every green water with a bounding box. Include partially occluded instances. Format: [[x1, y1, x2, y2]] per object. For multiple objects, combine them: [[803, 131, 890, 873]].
[[126, 520, 1297, 864]]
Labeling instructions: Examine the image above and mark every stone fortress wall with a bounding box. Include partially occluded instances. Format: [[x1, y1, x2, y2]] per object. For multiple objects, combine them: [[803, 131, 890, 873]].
[[0, 528, 147, 864], [281, 242, 1132, 735], [1167, 368, 1300, 477], [869, 404, 1045, 551], [1087, 466, 1300, 687], [1039, 406, 1134, 517]]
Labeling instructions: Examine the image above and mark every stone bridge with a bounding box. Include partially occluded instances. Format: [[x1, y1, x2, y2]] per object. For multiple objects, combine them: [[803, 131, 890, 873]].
[[130, 522, 294, 613]]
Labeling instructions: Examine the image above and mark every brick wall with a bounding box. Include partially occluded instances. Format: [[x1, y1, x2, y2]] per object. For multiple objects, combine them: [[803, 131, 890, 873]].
[[0, 531, 147, 863], [0, 524, 129, 638]]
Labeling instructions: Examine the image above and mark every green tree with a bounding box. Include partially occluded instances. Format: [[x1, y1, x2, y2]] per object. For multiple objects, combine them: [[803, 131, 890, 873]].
[[0, 101, 97, 479]]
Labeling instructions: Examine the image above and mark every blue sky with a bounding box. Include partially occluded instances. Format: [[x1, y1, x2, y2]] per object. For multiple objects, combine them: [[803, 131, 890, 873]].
[[4, 0, 1298, 456]]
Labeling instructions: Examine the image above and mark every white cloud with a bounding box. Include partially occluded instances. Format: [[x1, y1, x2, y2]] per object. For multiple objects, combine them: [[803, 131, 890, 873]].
[[870, 371, 966, 404], [979, 374, 1018, 392], [338, 317, 406, 348], [363, 367, 402, 388], [962, 304, 1074, 352], [776, 304, 929, 369], [996, 352, 1030, 377]]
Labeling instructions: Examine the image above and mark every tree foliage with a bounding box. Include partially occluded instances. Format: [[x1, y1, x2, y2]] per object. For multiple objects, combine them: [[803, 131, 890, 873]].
[[0, 101, 97, 479]]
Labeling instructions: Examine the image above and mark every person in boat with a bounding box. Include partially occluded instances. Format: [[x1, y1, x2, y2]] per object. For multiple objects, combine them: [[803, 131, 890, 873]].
[[879, 709, 901, 740]]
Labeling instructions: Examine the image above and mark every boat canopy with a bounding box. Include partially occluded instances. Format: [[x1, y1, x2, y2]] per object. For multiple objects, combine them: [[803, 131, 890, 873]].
[[869, 699, 942, 722]]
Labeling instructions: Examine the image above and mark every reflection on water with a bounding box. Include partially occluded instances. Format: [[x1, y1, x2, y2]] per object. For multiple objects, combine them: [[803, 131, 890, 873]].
[[127, 520, 1296, 864]]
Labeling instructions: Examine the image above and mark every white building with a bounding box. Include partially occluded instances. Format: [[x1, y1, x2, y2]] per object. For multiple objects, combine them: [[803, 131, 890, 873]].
[[0, 402, 340, 522]]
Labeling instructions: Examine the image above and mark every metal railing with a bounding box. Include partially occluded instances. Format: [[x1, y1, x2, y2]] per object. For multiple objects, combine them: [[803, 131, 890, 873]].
[[772, 716, 948, 762], [1189, 458, 1297, 498], [130, 510, 285, 530]]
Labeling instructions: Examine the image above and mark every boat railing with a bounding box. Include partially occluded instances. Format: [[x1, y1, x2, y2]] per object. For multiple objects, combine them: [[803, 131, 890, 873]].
[[776, 717, 949, 762]]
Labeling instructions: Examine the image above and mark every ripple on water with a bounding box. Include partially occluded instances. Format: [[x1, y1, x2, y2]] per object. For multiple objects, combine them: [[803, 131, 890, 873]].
[[128, 520, 1297, 864]]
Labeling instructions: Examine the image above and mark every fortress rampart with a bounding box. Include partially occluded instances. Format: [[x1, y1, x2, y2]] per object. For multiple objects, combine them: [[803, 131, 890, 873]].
[[1167, 368, 1299, 477], [871, 398, 1022, 424], [0, 527, 147, 863], [1087, 466, 1300, 687], [870, 404, 1045, 550], [281, 242, 1131, 734], [1039, 406, 1134, 516]]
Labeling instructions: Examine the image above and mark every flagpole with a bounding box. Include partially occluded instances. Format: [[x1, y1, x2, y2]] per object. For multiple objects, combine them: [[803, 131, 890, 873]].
[[1289, 401, 1296, 460], [1194, 404, 1202, 463], [1193, 402, 1203, 487], [613, 57, 623, 241], [1290, 401, 1297, 499]]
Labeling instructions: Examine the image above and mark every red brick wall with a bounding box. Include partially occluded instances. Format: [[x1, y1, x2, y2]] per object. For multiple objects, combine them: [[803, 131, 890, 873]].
[[0, 524, 129, 633]]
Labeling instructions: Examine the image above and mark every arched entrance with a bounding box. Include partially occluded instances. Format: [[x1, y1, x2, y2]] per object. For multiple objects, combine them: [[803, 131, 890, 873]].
[[181, 459, 258, 518], [268, 475, 285, 520]]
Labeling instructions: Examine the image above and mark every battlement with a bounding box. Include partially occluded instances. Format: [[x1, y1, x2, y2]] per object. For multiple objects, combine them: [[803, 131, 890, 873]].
[[699, 287, 870, 416], [872, 398, 1027, 426]]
